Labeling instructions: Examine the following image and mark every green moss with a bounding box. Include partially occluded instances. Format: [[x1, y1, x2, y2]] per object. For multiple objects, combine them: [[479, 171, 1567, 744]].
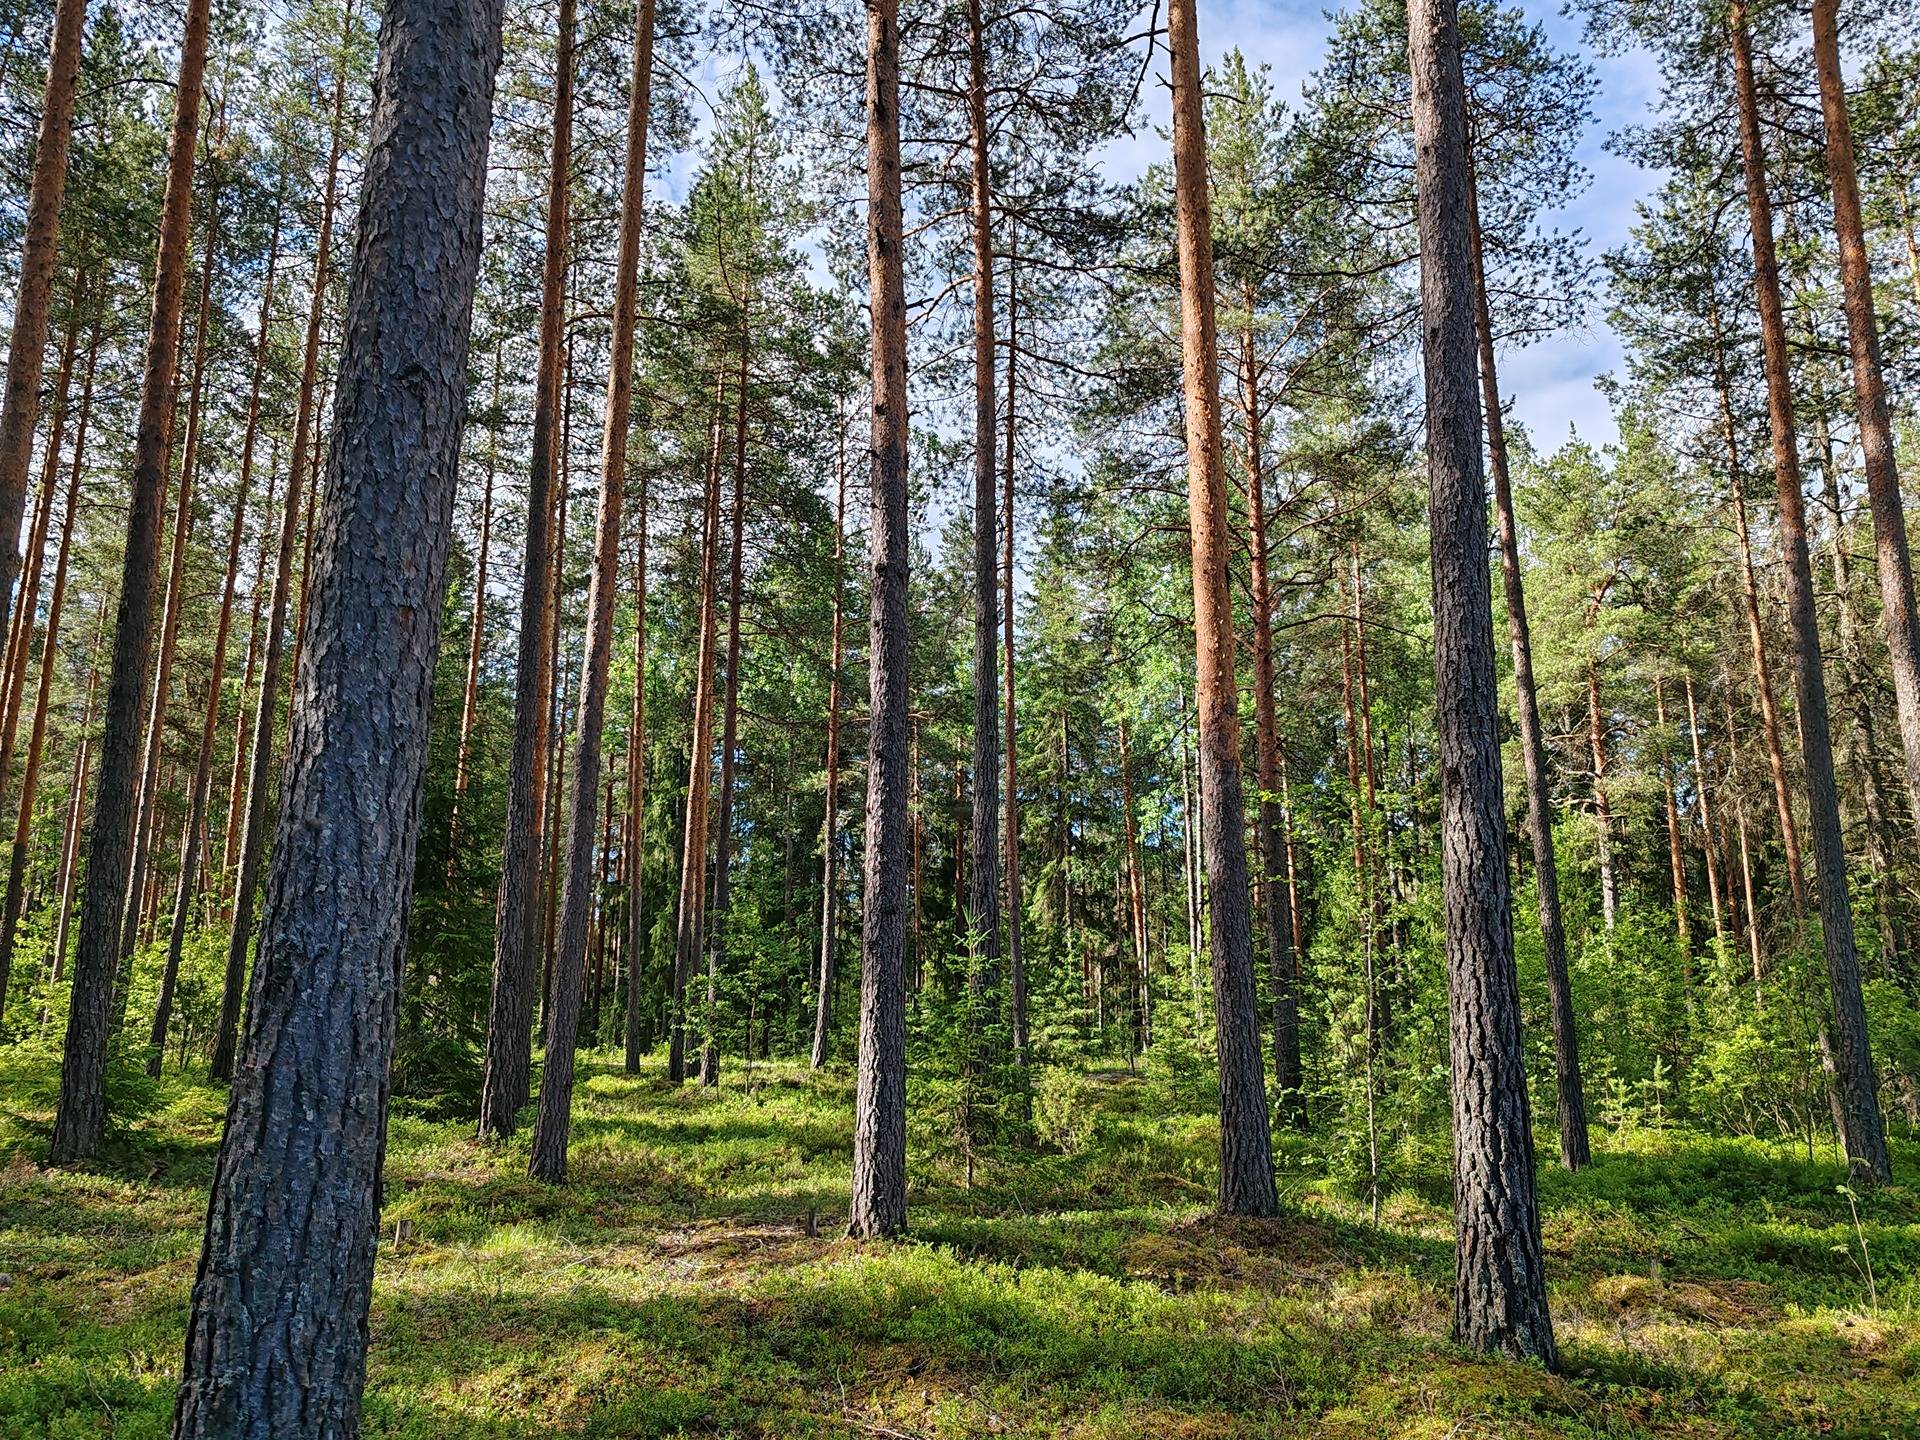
[[2, 1049, 1915, 1437]]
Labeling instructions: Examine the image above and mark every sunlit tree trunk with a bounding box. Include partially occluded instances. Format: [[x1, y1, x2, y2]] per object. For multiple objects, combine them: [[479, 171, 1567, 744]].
[[1729, 0, 1888, 1183], [0, 0, 88, 647], [1811, 0, 1920, 847], [1168, 0, 1275, 1218], [1683, 676, 1727, 955], [449, 343, 500, 869]]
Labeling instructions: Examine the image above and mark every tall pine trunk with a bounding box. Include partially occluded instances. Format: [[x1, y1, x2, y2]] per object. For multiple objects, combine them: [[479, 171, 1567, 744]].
[[1240, 316, 1305, 1126], [811, 426, 847, 1069], [1168, 0, 1276, 1218], [0, 0, 88, 646], [0, 315, 94, 1019], [1811, 0, 1920, 847], [1729, 1, 1888, 1183], [208, 34, 350, 1083], [477, 0, 572, 1137], [150, 190, 284, 1074], [171, 0, 503, 1420], [49, 0, 212, 1162], [528, 0, 651, 1177], [849, 0, 911, 1239], [1407, 0, 1556, 1364], [964, 0, 1003, 1071], [1466, 164, 1586, 1169]]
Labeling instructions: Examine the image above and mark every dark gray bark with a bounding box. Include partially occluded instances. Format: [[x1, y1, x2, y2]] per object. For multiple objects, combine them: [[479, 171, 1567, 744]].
[[1406, 0, 1557, 1366], [1168, 0, 1276, 1218], [49, 0, 212, 1162], [1729, 1, 1889, 1184], [1465, 165, 1587, 1173], [528, 0, 647, 1179], [170, 0, 503, 1427], [849, 0, 910, 1241], [478, 0, 572, 1138]]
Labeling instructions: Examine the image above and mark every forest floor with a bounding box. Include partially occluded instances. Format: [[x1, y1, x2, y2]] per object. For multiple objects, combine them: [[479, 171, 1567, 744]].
[[1, 1048, 1916, 1439]]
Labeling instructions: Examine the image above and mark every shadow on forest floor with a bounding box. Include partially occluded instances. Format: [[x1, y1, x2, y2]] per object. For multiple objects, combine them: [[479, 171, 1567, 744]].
[[2, 1049, 1917, 1438]]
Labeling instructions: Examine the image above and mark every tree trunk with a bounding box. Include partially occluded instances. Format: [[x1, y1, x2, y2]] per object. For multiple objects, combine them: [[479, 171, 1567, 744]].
[[123, 187, 223, 1011], [222, 449, 275, 892], [1812, 0, 1920, 850], [527, 0, 650, 1175], [45, 608, 103, 1017], [49, 0, 213, 1162], [1683, 675, 1728, 955], [1118, 718, 1149, 1051], [0, 314, 93, 1020], [1652, 677, 1693, 965], [0, 296, 78, 763], [1002, 240, 1027, 1067], [150, 193, 284, 1068], [812, 421, 848, 1069], [477, 0, 572, 1137], [449, 343, 500, 868], [1168, 0, 1276, 1218], [0, 0, 88, 649], [1407, 0, 1556, 1364], [1729, 0, 1889, 1183], [1707, 298, 1805, 914], [1585, 652, 1619, 932], [1241, 316, 1305, 1125], [703, 314, 751, 1088], [1467, 166, 1586, 1168], [171, 0, 502, 1420], [964, 0, 1003, 1074], [669, 403, 724, 1085], [208, 32, 350, 1084], [849, 0, 911, 1239], [623, 460, 649, 1070]]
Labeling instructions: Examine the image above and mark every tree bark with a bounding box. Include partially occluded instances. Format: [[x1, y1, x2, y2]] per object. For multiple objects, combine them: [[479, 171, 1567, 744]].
[[1407, 0, 1557, 1364], [964, 0, 1003, 1077], [703, 306, 751, 1088], [1585, 652, 1619, 931], [123, 186, 223, 1008], [669, 403, 724, 1085], [0, 0, 88, 650], [49, 0, 212, 1162], [448, 343, 500, 868], [1002, 238, 1026, 1067], [1810, 0, 1920, 847], [0, 314, 94, 1021], [1729, 0, 1889, 1183], [208, 31, 350, 1084], [1466, 167, 1586, 1169], [623, 460, 648, 1070], [171, 0, 502, 1421], [1682, 675, 1728, 955], [527, 0, 650, 1177], [1168, 0, 1276, 1218], [151, 192, 284, 1074], [1707, 297, 1805, 915], [849, 0, 911, 1239], [1655, 676, 1692, 963], [811, 424, 847, 1069], [1241, 315, 1304, 1126], [477, 0, 572, 1138]]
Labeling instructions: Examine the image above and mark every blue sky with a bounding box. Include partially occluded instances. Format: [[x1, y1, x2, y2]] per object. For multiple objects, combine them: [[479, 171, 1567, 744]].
[[1100, 0, 1667, 451]]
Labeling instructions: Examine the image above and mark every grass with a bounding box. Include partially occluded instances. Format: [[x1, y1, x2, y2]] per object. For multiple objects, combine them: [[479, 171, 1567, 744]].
[[1, 1046, 1916, 1437]]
